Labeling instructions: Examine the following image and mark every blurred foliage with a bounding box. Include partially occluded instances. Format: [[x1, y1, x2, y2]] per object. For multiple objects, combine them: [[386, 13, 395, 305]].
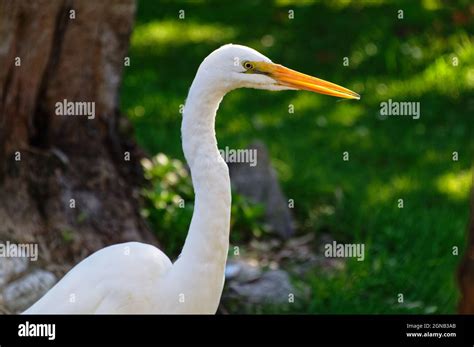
[[141, 154, 194, 256], [122, 0, 474, 313], [141, 153, 266, 257]]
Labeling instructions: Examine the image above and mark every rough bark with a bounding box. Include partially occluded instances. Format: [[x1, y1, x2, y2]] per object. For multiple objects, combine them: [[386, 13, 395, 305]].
[[458, 180, 474, 313], [0, 0, 155, 269]]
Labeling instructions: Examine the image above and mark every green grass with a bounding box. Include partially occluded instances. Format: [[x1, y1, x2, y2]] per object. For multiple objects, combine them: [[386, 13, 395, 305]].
[[121, 0, 474, 313]]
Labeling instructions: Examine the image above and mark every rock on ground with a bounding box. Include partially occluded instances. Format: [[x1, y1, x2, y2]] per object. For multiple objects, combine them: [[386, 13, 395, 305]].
[[3, 269, 56, 312], [228, 141, 294, 239], [225, 260, 262, 282], [0, 257, 29, 288], [227, 269, 294, 305]]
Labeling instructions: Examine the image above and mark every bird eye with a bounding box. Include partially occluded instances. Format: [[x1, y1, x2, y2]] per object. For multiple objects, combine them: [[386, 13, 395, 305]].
[[243, 61, 254, 70]]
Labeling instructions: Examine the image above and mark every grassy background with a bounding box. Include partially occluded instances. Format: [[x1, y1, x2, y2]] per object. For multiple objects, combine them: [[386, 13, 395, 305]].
[[121, 0, 474, 313]]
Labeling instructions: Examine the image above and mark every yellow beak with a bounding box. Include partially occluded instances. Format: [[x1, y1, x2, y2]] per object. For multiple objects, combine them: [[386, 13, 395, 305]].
[[255, 61, 360, 100]]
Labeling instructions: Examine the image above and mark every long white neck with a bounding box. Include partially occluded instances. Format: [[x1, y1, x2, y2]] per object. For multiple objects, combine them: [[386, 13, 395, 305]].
[[166, 72, 231, 313], [181, 77, 231, 262]]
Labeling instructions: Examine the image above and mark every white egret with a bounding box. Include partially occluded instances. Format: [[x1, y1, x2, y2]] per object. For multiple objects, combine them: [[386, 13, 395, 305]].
[[24, 44, 359, 314]]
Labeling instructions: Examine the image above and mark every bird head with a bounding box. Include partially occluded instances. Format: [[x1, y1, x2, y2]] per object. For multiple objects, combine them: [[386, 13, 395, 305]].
[[197, 44, 360, 100]]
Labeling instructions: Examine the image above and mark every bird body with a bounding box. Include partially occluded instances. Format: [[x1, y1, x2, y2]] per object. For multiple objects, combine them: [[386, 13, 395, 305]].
[[25, 243, 171, 313], [24, 44, 359, 314]]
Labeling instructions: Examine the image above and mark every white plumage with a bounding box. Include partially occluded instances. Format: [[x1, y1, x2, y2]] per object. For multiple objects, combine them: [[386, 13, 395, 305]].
[[24, 44, 359, 314]]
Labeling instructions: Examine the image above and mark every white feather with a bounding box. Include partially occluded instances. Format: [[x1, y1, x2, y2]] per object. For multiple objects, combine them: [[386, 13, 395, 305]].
[[24, 44, 284, 314]]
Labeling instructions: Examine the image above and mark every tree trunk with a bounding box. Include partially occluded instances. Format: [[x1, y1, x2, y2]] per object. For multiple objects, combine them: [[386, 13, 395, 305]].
[[458, 181, 474, 313], [0, 0, 155, 269]]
